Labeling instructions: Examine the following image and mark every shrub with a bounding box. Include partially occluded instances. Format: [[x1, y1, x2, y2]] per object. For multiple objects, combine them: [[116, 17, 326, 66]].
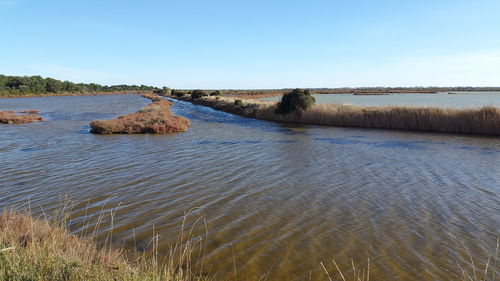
[[210, 90, 222, 96], [190, 90, 207, 99], [275, 88, 315, 116], [172, 90, 186, 97], [162, 86, 171, 95], [234, 99, 244, 107]]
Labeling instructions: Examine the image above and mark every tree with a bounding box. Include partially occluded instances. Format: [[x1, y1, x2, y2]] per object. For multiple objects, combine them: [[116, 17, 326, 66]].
[[234, 99, 243, 107], [275, 88, 315, 116], [45, 78, 63, 93], [161, 86, 171, 95], [0, 74, 159, 96], [190, 90, 207, 99], [171, 90, 186, 97], [5, 77, 24, 89]]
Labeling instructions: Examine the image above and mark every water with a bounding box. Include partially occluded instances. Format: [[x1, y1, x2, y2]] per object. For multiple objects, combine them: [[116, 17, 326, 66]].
[[1, 95, 499, 281], [265, 92, 500, 108]]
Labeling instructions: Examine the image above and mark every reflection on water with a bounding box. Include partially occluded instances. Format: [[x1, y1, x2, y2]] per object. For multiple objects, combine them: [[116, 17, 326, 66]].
[[265, 91, 500, 108], [0, 95, 499, 280]]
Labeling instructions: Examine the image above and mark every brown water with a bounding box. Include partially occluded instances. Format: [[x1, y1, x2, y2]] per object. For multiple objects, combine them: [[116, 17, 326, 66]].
[[0, 95, 499, 280]]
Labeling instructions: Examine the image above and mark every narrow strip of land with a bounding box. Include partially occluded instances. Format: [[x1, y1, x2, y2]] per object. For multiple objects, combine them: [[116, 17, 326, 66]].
[[168, 94, 500, 136]]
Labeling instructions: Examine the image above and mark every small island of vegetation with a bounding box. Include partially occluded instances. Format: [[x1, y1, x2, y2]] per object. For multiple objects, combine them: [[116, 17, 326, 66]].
[[89, 93, 190, 134], [0, 110, 44, 124]]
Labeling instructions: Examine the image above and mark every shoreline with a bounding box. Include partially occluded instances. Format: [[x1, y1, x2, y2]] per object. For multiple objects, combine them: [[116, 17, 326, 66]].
[[167, 94, 500, 136], [0, 209, 203, 281]]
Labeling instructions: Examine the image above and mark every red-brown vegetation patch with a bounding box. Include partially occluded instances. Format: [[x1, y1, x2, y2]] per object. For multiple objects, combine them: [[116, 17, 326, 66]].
[[17, 110, 40, 114], [90, 95, 190, 134], [0, 110, 44, 124]]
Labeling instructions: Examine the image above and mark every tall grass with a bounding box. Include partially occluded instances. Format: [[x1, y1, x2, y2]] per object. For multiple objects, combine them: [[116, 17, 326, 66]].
[[174, 95, 500, 135], [0, 208, 208, 281]]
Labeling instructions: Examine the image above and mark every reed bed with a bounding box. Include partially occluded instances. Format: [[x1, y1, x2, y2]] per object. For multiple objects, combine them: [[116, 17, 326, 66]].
[[173, 95, 500, 135], [0, 110, 44, 124], [90, 94, 190, 134]]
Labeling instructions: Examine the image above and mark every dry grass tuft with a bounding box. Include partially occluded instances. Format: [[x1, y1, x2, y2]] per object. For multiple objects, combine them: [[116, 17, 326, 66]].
[[90, 94, 190, 134], [0, 110, 44, 124], [0, 209, 207, 281], [321, 259, 371, 281]]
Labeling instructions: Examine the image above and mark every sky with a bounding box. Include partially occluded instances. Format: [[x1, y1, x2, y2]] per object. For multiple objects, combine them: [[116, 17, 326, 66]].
[[1, 0, 499, 88]]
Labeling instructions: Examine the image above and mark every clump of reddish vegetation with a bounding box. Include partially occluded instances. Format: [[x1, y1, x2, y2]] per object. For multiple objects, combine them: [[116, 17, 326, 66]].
[[0, 110, 44, 124], [89, 94, 190, 134], [17, 110, 40, 114]]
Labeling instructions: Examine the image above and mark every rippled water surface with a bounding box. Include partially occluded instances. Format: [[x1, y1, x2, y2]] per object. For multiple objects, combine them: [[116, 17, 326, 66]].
[[265, 92, 500, 108], [1, 95, 499, 280]]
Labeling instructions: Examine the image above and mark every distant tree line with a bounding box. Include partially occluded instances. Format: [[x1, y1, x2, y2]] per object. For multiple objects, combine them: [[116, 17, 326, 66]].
[[0, 75, 158, 96]]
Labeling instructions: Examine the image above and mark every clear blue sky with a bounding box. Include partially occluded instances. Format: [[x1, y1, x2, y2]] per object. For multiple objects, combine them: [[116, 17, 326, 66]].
[[1, 0, 499, 88]]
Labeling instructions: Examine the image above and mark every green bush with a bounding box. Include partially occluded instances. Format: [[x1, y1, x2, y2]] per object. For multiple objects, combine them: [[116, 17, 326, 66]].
[[210, 90, 222, 96], [190, 90, 207, 99], [171, 89, 186, 97], [275, 89, 315, 115], [234, 99, 244, 107]]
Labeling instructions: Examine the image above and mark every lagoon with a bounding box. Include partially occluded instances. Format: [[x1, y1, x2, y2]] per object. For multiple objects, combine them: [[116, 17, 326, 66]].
[[0, 95, 499, 280]]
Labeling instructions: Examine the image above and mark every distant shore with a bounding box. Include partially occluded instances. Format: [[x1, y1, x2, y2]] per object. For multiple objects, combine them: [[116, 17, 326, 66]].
[[169, 87, 500, 100], [2, 87, 500, 99], [0, 91, 152, 98]]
